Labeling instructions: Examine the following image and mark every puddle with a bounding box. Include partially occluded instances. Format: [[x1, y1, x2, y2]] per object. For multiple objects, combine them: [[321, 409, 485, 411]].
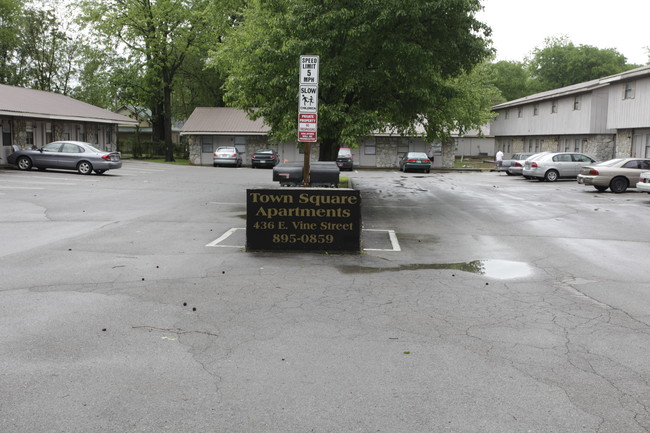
[[337, 259, 532, 280]]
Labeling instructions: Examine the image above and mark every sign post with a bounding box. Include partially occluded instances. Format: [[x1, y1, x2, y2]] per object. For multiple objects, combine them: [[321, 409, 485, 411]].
[[298, 55, 319, 186]]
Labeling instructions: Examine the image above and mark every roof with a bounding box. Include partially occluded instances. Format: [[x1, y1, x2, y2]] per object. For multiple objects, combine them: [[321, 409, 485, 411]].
[[493, 64, 650, 110], [181, 107, 270, 136], [0, 84, 137, 125]]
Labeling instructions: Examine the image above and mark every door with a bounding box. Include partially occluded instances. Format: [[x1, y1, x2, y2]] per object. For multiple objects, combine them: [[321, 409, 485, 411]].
[[59, 142, 84, 170]]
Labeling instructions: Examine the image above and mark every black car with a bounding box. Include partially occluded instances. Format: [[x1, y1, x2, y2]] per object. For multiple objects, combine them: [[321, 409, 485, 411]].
[[251, 149, 280, 168], [336, 147, 353, 171]]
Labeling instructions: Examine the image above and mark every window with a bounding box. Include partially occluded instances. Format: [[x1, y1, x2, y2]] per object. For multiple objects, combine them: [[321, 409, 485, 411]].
[[518, 107, 523, 118], [505, 109, 510, 119], [572, 154, 593, 163], [533, 104, 539, 116], [364, 141, 376, 155], [26, 122, 34, 146], [79, 124, 86, 142], [551, 100, 558, 113], [574, 139, 581, 152], [646, 135, 650, 158], [624, 82, 635, 99], [46, 123, 53, 143], [534, 139, 540, 152], [61, 143, 82, 153], [573, 96, 581, 110], [553, 154, 572, 162], [564, 139, 570, 152], [201, 136, 213, 153]]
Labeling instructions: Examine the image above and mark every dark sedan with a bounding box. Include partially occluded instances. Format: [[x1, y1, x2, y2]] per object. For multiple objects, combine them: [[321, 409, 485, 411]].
[[399, 152, 431, 173], [251, 149, 280, 168], [7, 141, 122, 175]]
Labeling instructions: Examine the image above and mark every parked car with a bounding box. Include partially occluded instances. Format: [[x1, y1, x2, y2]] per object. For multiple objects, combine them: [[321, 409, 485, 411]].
[[399, 152, 431, 173], [6, 141, 122, 175], [251, 149, 279, 168], [577, 158, 650, 193], [213, 147, 242, 167], [497, 152, 531, 174], [522, 152, 596, 181], [636, 171, 650, 193], [501, 152, 536, 175], [336, 147, 354, 171]]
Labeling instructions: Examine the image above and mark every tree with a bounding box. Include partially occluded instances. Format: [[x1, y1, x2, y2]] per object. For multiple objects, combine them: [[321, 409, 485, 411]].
[[14, 6, 79, 93], [79, 0, 232, 161], [529, 36, 635, 92], [214, 0, 494, 161], [0, 0, 22, 84], [485, 60, 532, 102]]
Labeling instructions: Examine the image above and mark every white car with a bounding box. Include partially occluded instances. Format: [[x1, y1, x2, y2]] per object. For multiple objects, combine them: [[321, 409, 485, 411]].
[[636, 171, 650, 193]]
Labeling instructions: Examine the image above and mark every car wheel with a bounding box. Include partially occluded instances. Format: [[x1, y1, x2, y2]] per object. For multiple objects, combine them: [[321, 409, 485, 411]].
[[609, 176, 629, 193], [17, 156, 33, 170], [594, 186, 608, 192], [544, 170, 559, 182], [77, 161, 93, 175], [506, 171, 514, 176], [95, 170, 106, 175]]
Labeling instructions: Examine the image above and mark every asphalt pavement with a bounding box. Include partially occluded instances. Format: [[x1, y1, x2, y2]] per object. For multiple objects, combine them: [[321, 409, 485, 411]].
[[1, 162, 649, 433]]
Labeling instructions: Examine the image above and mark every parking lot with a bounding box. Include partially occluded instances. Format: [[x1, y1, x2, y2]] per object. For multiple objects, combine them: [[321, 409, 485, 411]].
[[1, 162, 650, 432]]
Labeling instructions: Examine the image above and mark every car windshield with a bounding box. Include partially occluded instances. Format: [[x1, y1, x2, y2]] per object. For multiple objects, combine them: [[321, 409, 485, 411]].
[[408, 153, 429, 159], [595, 159, 624, 167], [256, 149, 274, 154], [217, 147, 236, 152], [338, 148, 351, 157]]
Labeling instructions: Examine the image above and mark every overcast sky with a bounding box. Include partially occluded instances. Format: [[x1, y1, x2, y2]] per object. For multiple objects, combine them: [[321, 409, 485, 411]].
[[477, 0, 650, 65]]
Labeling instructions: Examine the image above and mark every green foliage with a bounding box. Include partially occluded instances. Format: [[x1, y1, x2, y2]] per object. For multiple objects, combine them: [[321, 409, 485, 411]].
[[528, 36, 635, 92], [78, 0, 235, 160], [214, 0, 494, 159], [0, 0, 22, 83], [485, 61, 532, 102]]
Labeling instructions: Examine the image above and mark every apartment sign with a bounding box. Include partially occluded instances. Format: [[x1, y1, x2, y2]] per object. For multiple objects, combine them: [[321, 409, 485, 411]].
[[298, 55, 319, 142]]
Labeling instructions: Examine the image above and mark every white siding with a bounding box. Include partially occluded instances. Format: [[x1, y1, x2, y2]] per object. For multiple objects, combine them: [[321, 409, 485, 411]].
[[491, 88, 611, 136], [607, 76, 650, 129]]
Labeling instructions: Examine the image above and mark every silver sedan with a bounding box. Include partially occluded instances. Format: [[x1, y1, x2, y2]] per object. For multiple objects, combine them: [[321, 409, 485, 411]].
[[523, 152, 596, 181], [7, 141, 122, 175]]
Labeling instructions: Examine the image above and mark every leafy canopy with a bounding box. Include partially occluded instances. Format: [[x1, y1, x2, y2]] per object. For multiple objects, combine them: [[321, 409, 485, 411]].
[[213, 0, 494, 158]]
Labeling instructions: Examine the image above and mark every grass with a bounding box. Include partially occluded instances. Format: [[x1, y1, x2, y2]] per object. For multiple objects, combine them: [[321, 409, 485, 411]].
[[453, 156, 496, 171]]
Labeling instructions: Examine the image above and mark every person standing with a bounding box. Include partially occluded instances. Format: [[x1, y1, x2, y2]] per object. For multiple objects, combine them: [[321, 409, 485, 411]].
[[495, 149, 504, 171]]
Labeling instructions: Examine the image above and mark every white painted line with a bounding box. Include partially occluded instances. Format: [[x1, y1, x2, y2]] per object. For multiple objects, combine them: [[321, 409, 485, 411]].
[[0, 186, 45, 190], [363, 229, 401, 252], [206, 227, 245, 248], [206, 228, 401, 252]]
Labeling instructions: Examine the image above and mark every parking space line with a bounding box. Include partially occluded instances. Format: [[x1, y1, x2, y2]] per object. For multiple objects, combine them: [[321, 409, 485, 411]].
[[206, 227, 245, 248], [206, 228, 401, 252], [363, 229, 401, 252]]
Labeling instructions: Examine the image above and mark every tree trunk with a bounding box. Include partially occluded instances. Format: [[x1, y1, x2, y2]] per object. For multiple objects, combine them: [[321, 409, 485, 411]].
[[163, 82, 174, 162], [318, 137, 339, 161]]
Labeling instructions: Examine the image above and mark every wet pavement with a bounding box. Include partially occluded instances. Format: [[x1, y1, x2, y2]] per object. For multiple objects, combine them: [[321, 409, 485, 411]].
[[1, 164, 650, 432]]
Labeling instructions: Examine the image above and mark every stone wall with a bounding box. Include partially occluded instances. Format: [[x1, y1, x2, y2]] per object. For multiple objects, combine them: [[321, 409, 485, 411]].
[[584, 134, 615, 160], [375, 137, 399, 168], [615, 130, 632, 159]]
